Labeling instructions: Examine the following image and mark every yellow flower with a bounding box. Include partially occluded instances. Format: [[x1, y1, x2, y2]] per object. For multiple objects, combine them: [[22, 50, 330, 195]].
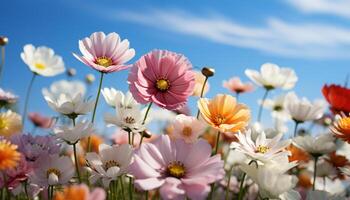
[[0, 139, 20, 170], [0, 110, 22, 137], [198, 94, 250, 133], [330, 114, 350, 143], [192, 71, 209, 97]]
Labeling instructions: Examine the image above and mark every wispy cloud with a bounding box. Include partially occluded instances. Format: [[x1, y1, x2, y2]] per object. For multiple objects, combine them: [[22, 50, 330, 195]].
[[106, 8, 350, 59], [286, 0, 350, 19]]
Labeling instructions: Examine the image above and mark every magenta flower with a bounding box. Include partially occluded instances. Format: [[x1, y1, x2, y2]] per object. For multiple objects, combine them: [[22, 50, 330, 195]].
[[130, 135, 224, 200], [128, 50, 195, 110], [28, 112, 54, 129], [73, 32, 135, 73], [3, 155, 32, 190]]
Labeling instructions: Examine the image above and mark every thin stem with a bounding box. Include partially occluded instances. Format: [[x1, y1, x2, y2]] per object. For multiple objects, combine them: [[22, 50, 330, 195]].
[[50, 186, 54, 200], [88, 72, 104, 152], [131, 132, 135, 146], [257, 89, 269, 122], [196, 77, 209, 119], [225, 167, 234, 200], [238, 160, 258, 200], [24, 180, 30, 200], [119, 177, 125, 200], [145, 191, 149, 200], [128, 176, 133, 200], [214, 131, 221, 155], [235, 92, 240, 101], [128, 130, 131, 145], [73, 143, 82, 183], [313, 156, 319, 191], [139, 102, 153, 147], [293, 120, 300, 137], [22, 73, 36, 129], [115, 180, 119, 199], [0, 47, 5, 83]]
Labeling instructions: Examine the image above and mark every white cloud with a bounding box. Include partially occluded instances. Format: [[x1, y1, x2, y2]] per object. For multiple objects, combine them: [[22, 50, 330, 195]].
[[286, 0, 350, 19]]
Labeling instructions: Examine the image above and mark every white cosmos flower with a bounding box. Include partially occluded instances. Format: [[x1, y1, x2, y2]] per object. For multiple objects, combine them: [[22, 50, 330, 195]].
[[54, 121, 94, 144], [43, 93, 94, 116], [293, 133, 336, 156], [286, 92, 326, 123], [261, 93, 292, 121], [231, 129, 291, 163], [86, 144, 133, 187], [245, 63, 297, 90], [42, 80, 86, 98], [101, 88, 138, 109], [21, 44, 65, 77], [171, 114, 206, 143], [240, 162, 298, 199], [105, 107, 148, 133], [30, 154, 74, 187]]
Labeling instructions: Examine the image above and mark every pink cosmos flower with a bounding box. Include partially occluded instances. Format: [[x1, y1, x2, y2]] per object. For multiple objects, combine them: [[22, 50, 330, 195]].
[[128, 50, 195, 110], [28, 112, 54, 129], [130, 135, 224, 200], [171, 114, 206, 143], [73, 32, 135, 73], [0, 155, 32, 190], [223, 77, 254, 94]]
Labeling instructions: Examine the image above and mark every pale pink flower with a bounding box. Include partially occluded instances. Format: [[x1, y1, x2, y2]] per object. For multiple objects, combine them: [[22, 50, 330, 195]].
[[28, 112, 54, 129], [130, 135, 224, 200], [128, 50, 195, 110], [223, 77, 254, 94], [73, 32, 135, 73], [171, 114, 206, 143]]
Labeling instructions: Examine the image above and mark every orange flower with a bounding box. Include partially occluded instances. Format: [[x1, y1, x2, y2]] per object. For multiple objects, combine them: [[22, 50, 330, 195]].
[[330, 113, 350, 143], [0, 139, 20, 170], [287, 144, 310, 163], [54, 184, 105, 200], [298, 172, 312, 188], [80, 134, 104, 153], [197, 94, 250, 133]]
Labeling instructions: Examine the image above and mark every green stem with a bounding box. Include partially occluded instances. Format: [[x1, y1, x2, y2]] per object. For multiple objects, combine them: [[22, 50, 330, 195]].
[[225, 167, 234, 200], [139, 102, 153, 147], [257, 89, 269, 122], [293, 120, 300, 137], [145, 191, 149, 200], [115, 180, 119, 199], [196, 76, 209, 119], [128, 176, 133, 200], [22, 73, 36, 129], [24, 180, 30, 200], [88, 72, 104, 152], [214, 131, 221, 155], [0, 47, 5, 83], [119, 177, 125, 200], [73, 143, 82, 183], [313, 156, 319, 191], [128, 130, 131, 145], [238, 160, 258, 200]]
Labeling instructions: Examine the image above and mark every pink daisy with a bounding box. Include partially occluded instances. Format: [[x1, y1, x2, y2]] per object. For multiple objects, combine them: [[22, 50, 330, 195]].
[[223, 77, 254, 94], [73, 32, 135, 73], [128, 50, 195, 110], [130, 135, 224, 200]]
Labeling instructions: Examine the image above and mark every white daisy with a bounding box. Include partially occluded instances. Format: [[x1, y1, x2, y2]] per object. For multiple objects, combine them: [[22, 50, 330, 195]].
[[101, 88, 138, 109], [42, 80, 86, 98], [54, 121, 94, 144], [293, 133, 336, 157], [105, 107, 148, 133]]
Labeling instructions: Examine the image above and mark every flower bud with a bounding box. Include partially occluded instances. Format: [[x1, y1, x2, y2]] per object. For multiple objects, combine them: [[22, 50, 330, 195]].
[[85, 74, 95, 84], [67, 68, 76, 77], [201, 67, 215, 77], [0, 36, 9, 46]]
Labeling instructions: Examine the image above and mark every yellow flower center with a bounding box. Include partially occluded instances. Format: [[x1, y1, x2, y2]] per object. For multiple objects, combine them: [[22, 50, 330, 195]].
[[0, 118, 7, 130], [167, 161, 185, 178], [214, 115, 225, 125], [182, 126, 192, 137], [35, 63, 46, 70], [95, 56, 113, 67], [104, 160, 119, 170], [338, 117, 350, 131], [156, 79, 170, 91], [46, 168, 61, 178], [256, 145, 270, 154]]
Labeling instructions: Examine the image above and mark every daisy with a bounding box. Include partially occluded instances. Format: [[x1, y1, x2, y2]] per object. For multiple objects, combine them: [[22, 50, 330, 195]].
[[101, 88, 138, 109], [54, 184, 106, 200], [30, 154, 74, 187], [0, 88, 17, 106], [231, 129, 291, 163], [42, 79, 86, 99], [322, 84, 350, 114], [293, 134, 336, 157], [330, 113, 350, 143], [73, 32, 135, 73], [86, 144, 133, 187], [261, 93, 292, 121], [222, 77, 254, 97], [192, 71, 210, 97], [0, 110, 22, 137], [20, 44, 65, 77], [129, 135, 224, 200], [54, 121, 94, 144], [171, 114, 206, 143], [0, 139, 20, 170], [198, 94, 250, 133], [128, 50, 196, 110]]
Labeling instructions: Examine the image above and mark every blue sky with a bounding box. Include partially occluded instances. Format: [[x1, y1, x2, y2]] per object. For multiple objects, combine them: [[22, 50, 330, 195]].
[[1, 0, 350, 134]]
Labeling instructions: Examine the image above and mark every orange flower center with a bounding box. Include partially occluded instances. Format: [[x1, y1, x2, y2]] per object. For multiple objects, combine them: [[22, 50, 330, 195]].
[[338, 117, 350, 132], [167, 161, 185, 178], [182, 126, 192, 137], [96, 56, 113, 67], [214, 115, 225, 125], [156, 79, 170, 91]]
